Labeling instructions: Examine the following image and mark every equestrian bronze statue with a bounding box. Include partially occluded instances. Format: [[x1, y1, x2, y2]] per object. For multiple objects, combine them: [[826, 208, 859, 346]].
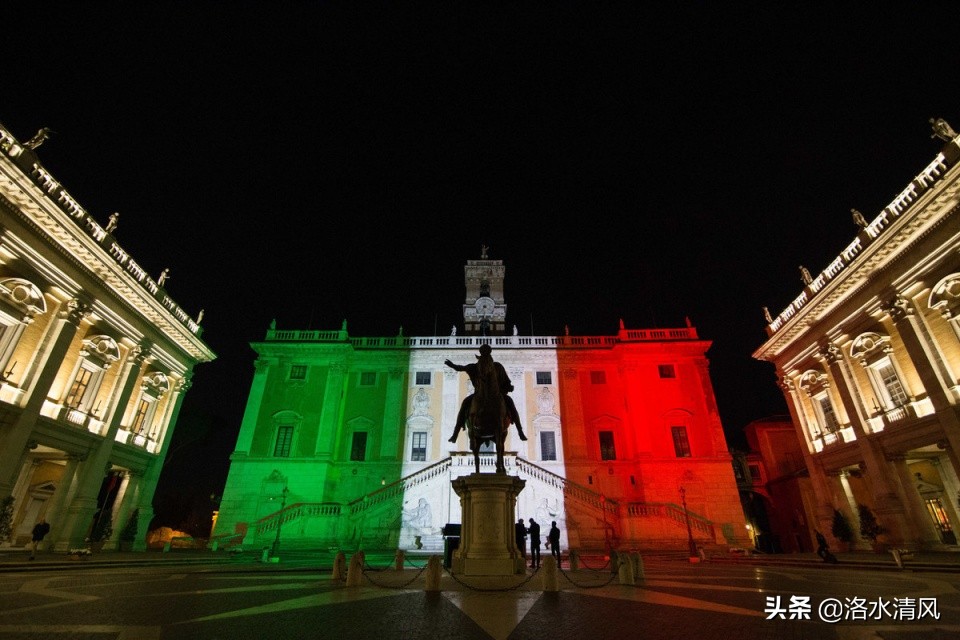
[[446, 344, 526, 474]]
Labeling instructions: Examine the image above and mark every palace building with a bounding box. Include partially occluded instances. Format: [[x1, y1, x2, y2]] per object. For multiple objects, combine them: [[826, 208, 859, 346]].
[[215, 253, 748, 554], [0, 123, 215, 551], [754, 120, 960, 550]]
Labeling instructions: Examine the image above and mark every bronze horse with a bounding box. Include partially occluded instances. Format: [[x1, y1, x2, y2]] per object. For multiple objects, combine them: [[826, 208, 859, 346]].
[[466, 349, 510, 474]]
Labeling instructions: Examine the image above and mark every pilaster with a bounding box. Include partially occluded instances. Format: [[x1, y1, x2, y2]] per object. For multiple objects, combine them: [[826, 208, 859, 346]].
[[0, 298, 91, 496]]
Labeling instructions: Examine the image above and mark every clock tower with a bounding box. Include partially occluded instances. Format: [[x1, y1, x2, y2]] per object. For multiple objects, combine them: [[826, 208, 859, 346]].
[[462, 245, 507, 335]]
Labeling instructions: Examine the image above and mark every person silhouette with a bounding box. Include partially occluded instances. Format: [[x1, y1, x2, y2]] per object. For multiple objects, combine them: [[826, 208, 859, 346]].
[[548, 520, 561, 567], [515, 518, 527, 560], [528, 518, 541, 569]]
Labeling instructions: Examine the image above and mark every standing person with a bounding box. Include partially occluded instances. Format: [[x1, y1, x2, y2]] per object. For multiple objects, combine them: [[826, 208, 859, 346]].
[[30, 518, 50, 560], [528, 518, 541, 569], [548, 521, 561, 567], [515, 518, 527, 560]]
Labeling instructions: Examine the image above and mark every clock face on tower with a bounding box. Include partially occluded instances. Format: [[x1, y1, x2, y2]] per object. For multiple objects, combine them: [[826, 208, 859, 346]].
[[475, 296, 495, 316]]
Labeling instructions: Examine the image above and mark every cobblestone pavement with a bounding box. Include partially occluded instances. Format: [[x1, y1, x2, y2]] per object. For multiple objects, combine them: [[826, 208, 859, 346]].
[[0, 551, 959, 639]]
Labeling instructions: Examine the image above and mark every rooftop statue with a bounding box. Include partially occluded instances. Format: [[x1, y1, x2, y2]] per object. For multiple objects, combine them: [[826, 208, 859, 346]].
[[851, 208, 868, 229], [930, 117, 958, 142], [22, 127, 54, 150]]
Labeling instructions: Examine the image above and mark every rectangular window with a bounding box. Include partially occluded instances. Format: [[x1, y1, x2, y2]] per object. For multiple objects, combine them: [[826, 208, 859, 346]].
[[590, 371, 606, 384], [818, 396, 839, 432], [274, 425, 294, 457], [540, 431, 557, 461], [411, 432, 426, 461], [877, 362, 908, 406], [131, 399, 150, 434], [415, 371, 431, 385], [599, 431, 616, 460], [359, 371, 376, 386], [290, 364, 307, 380], [748, 464, 762, 480], [65, 367, 94, 408], [536, 371, 552, 385], [671, 426, 691, 457], [658, 364, 676, 379], [350, 431, 367, 461]]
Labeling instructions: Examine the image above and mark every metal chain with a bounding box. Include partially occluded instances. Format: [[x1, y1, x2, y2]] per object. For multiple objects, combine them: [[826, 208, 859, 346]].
[[360, 563, 429, 589], [557, 563, 620, 588], [442, 564, 542, 592], [576, 555, 612, 571]]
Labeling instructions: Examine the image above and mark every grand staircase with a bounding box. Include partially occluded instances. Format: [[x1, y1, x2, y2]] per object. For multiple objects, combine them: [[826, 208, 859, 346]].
[[250, 455, 718, 552]]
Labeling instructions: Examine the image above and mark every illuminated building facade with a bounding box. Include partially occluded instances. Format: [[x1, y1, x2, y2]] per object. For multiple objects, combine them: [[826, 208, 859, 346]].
[[216, 254, 748, 553], [0, 123, 214, 551], [754, 122, 960, 550]]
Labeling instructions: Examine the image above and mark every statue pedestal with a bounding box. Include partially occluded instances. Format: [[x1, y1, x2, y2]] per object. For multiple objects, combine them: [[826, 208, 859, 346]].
[[451, 473, 526, 576]]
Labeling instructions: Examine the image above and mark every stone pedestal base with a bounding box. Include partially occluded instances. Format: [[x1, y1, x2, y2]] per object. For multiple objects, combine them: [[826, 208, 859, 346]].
[[451, 473, 526, 576]]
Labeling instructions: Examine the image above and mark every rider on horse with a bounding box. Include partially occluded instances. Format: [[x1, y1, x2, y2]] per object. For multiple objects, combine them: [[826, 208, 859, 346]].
[[445, 344, 526, 443]]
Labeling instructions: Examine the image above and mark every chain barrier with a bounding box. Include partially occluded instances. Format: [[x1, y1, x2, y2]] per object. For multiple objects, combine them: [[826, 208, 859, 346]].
[[441, 564, 542, 592], [361, 563, 429, 589], [556, 563, 620, 589], [576, 555, 611, 571], [339, 553, 629, 591]]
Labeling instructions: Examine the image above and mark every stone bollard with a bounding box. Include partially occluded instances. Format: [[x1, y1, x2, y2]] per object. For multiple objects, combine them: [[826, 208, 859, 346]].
[[346, 551, 365, 587], [395, 549, 405, 571], [332, 551, 347, 581], [260, 547, 270, 563], [632, 553, 644, 581], [617, 552, 635, 585], [424, 555, 442, 592], [569, 549, 579, 571], [540, 555, 559, 592]]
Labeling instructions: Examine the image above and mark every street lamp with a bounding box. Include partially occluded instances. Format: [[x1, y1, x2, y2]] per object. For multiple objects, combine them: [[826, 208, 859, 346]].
[[270, 485, 289, 558], [600, 494, 611, 559], [679, 486, 699, 562]]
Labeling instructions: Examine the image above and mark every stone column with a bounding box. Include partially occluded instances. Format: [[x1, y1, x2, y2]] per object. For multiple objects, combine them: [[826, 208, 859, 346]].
[[44, 454, 84, 548], [884, 296, 960, 468], [820, 343, 909, 546], [507, 366, 528, 452], [55, 345, 150, 551], [559, 368, 587, 460], [379, 368, 404, 459], [315, 364, 346, 459], [133, 375, 192, 551], [889, 456, 940, 548], [0, 298, 91, 497], [442, 368, 461, 448], [884, 295, 955, 407], [111, 471, 143, 548], [233, 358, 272, 456], [779, 376, 834, 530]]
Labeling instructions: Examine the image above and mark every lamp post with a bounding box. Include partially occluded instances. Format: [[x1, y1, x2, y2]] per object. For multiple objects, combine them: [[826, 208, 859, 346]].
[[679, 486, 699, 562], [270, 485, 289, 558], [600, 494, 611, 559]]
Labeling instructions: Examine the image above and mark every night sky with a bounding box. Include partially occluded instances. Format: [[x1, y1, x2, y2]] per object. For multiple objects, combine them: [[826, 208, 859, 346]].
[[4, 3, 960, 532]]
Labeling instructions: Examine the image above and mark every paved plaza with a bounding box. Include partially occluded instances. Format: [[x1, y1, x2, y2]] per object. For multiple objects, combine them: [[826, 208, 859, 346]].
[[0, 549, 958, 639]]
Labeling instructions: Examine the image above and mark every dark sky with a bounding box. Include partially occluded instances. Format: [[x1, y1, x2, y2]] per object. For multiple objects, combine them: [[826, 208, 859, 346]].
[[4, 3, 960, 530]]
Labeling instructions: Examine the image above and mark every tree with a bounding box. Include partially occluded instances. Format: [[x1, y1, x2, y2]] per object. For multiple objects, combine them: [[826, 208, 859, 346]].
[[0, 496, 14, 543], [857, 503, 884, 544], [120, 508, 139, 544], [831, 509, 853, 543], [90, 504, 114, 543]]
